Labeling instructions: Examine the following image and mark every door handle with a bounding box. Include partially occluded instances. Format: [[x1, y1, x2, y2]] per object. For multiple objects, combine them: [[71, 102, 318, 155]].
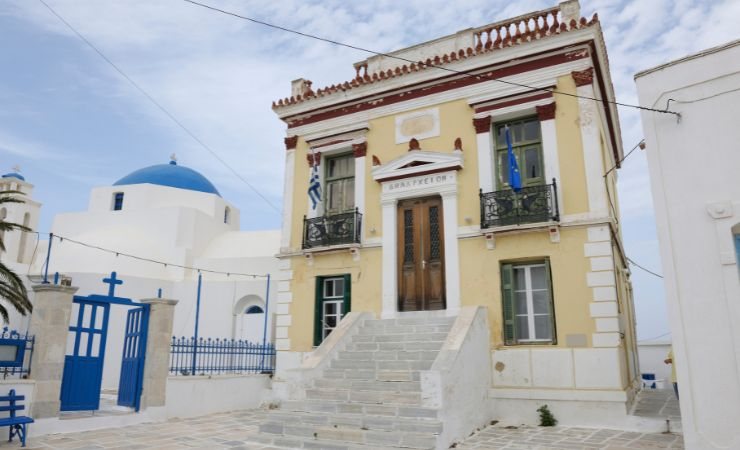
[[422, 259, 427, 270]]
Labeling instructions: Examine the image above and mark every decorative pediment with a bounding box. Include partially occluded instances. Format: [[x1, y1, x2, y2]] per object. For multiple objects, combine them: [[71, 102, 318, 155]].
[[372, 150, 463, 182]]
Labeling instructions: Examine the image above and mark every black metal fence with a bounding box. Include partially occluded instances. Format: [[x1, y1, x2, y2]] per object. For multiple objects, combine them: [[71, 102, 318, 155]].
[[0, 328, 34, 379], [480, 179, 559, 229], [303, 209, 362, 249], [169, 337, 275, 376]]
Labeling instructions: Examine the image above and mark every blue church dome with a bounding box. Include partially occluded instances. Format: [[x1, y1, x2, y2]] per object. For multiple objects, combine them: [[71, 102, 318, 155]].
[[113, 161, 221, 196], [2, 173, 25, 181]]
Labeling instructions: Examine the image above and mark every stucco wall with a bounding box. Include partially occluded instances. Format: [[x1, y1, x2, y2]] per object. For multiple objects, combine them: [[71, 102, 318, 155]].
[[165, 374, 271, 418], [635, 39, 740, 450]]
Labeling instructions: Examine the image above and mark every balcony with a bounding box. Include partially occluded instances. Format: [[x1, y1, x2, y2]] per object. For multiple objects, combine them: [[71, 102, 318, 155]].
[[303, 209, 362, 250], [480, 179, 559, 229]]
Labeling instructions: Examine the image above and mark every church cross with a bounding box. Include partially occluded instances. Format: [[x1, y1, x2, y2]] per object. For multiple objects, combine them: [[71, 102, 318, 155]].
[[102, 271, 123, 297], [11, 165, 20, 173]]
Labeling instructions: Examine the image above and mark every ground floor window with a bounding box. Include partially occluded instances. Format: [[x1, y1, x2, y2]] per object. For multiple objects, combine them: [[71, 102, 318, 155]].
[[501, 260, 555, 345], [314, 275, 351, 346]]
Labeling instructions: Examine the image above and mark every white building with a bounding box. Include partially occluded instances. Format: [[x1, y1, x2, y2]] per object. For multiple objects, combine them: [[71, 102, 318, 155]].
[[635, 39, 740, 449], [0, 159, 280, 392]]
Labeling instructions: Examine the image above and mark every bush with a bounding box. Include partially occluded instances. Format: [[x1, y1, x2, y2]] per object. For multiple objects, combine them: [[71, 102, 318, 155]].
[[537, 404, 557, 426]]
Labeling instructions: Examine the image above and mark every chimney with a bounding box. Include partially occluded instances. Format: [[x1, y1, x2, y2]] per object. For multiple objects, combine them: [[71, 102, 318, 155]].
[[559, 0, 581, 24]]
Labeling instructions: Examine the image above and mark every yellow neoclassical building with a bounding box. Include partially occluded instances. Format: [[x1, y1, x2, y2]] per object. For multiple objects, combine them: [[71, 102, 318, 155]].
[[270, 0, 640, 430]]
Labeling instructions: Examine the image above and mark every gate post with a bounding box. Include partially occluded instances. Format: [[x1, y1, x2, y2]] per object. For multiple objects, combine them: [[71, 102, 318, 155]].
[[139, 298, 178, 411], [28, 283, 78, 418]]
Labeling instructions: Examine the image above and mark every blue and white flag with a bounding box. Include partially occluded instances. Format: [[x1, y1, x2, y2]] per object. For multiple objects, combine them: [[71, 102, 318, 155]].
[[505, 126, 522, 192], [308, 161, 322, 210]]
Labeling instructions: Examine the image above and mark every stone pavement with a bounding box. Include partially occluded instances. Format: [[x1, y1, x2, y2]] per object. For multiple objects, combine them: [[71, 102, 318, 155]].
[[11, 409, 683, 450]]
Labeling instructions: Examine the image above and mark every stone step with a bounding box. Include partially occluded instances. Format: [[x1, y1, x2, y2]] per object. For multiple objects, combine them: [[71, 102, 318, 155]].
[[322, 369, 421, 382], [258, 422, 437, 449], [330, 359, 434, 371], [362, 317, 455, 327], [352, 332, 448, 342], [264, 410, 443, 434], [346, 341, 446, 353], [358, 324, 453, 335], [337, 350, 439, 362], [313, 378, 421, 392], [305, 388, 422, 405], [281, 400, 440, 419]]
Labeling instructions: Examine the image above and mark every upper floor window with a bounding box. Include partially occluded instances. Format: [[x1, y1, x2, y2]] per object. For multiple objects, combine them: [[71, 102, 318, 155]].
[[501, 260, 555, 345], [245, 305, 264, 314], [325, 153, 354, 215], [224, 207, 231, 224], [113, 192, 124, 211], [733, 224, 740, 277], [495, 117, 543, 189]]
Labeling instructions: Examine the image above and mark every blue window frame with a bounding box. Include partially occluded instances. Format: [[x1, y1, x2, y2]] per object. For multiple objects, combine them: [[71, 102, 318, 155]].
[[245, 305, 264, 314], [735, 233, 740, 273], [0, 338, 26, 368], [113, 192, 124, 211]]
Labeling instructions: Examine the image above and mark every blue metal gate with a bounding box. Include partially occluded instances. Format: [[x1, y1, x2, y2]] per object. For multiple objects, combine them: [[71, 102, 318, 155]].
[[59, 298, 110, 411], [117, 306, 149, 411], [60, 272, 149, 412]]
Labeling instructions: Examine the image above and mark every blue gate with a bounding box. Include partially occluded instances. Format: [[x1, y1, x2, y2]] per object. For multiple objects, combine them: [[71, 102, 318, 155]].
[[59, 298, 110, 411], [117, 306, 149, 411], [60, 272, 149, 412]]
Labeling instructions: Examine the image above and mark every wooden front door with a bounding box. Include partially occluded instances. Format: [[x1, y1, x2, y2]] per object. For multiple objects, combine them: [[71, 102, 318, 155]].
[[397, 197, 446, 311]]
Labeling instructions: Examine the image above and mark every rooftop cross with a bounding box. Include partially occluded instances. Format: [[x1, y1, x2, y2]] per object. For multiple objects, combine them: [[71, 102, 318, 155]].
[[102, 271, 123, 297], [11, 165, 20, 173]]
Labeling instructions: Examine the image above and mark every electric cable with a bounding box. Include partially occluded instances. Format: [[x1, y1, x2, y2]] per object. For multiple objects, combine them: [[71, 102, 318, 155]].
[[37, 0, 281, 215], [182, 0, 680, 117]]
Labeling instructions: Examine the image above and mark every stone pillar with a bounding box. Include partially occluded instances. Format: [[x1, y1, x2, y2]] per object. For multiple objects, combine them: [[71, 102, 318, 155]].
[[28, 283, 78, 418], [139, 298, 178, 410]]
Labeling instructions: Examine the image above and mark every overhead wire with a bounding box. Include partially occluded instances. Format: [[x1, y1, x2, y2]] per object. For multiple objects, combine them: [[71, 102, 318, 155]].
[[182, 0, 680, 118], [33, 232, 268, 279], [37, 0, 281, 215], [627, 256, 664, 279]]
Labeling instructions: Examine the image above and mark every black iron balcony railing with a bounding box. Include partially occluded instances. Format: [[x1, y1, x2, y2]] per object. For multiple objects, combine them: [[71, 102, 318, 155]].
[[303, 208, 362, 249], [480, 179, 560, 229]]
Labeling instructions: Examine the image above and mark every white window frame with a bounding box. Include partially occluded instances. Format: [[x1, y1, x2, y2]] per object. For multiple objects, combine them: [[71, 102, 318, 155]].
[[322, 277, 345, 340], [513, 263, 553, 343]]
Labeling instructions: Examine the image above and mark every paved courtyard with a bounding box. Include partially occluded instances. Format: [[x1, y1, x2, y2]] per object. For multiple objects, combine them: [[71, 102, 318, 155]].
[[12, 408, 683, 450]]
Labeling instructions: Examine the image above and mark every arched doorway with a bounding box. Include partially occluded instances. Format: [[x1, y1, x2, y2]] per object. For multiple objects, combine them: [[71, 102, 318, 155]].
[[232, 295, 266, 343]]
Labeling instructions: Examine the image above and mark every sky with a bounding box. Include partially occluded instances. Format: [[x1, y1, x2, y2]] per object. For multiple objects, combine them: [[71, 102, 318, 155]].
[[1, 0, 737, 340]]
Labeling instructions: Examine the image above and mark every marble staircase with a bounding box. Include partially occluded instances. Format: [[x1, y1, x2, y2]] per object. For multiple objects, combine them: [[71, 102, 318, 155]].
[[254, 315, 457, 449]]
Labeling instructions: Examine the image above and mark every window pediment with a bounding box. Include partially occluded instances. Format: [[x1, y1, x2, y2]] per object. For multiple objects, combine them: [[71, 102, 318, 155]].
[[372, 150, 463, 182]]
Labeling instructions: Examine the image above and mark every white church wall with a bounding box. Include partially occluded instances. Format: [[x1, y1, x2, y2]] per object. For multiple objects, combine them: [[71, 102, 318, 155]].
[[165, 374, 271, 419]]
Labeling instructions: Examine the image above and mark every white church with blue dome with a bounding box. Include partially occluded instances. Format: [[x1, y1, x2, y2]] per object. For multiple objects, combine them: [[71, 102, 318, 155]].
[[1, 159, 279, 401]]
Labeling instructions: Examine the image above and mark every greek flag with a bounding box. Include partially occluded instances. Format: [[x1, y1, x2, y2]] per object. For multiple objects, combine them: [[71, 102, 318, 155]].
[[506, 126, 522, 192], [308, 163, 321, 210]]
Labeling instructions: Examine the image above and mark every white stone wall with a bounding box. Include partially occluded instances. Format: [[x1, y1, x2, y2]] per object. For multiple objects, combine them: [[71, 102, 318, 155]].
[[165, 374, 271, 418], [635, 40, 740, 450]]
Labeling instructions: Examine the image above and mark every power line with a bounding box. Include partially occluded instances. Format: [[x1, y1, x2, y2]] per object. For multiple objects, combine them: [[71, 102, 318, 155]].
[[35, 232, 268, 279], [37, 0, 281, 215], [638, 331, 671, 342], [627, 257, 664, 279], [182, 0, 680, 118], [604, 139, 645, 178]]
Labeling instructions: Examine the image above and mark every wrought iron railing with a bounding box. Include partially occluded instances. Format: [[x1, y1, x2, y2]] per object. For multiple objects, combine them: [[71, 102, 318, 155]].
[[169, 336, 275, 376], [303, 208, 362, 249], [0, 328, 34, 379], [480, 179, 559, 229]]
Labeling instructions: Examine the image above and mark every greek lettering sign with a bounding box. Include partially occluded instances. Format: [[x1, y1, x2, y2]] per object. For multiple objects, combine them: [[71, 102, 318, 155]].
[[382, 171, 456, 194]]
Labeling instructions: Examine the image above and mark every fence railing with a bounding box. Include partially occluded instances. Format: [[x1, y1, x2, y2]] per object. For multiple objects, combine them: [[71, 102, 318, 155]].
[[303, 209, 362, 249], [169, 336, 275, 376], [480, 179, 559, 229], [0, 328, 34, 379]]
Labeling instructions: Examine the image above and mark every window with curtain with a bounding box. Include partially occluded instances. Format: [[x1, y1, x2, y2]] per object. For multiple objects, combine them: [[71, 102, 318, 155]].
[[325, 153, 355, 214]]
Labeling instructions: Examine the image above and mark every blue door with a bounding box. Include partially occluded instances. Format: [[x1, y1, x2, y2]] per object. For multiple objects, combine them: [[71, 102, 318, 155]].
[[117, 306, 149, 411], [60, 299, 110, 411]]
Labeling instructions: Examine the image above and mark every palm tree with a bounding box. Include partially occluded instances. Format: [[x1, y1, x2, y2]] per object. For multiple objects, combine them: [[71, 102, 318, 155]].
[[0, 190, 33, 323]]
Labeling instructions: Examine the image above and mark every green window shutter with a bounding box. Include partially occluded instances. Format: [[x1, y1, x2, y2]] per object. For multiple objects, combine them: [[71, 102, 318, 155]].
[[501, 263, 516, 345], [544, 258, 557, 345], [342, 274, 352, 315], [313, 277, 323, 347]]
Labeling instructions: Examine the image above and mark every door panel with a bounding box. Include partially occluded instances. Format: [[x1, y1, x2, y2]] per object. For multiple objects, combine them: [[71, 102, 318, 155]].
[[60, 301, 110, 412], [397, 197, 445, 311]]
